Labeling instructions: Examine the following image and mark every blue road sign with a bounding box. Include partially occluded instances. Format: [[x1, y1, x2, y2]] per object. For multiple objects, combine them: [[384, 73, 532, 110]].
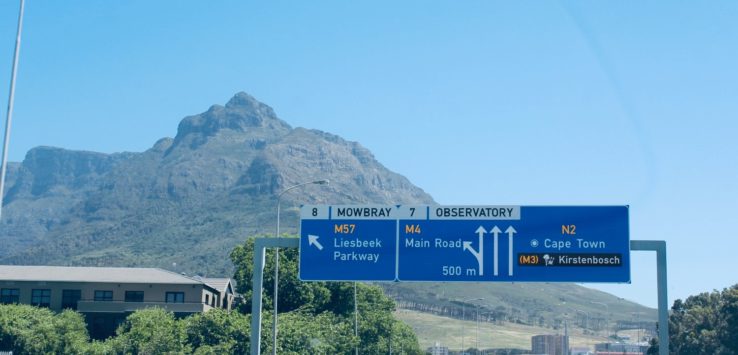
[[299, 205, 398, 281], [299, 205, 630, 283], [398, 205, 630, 282]]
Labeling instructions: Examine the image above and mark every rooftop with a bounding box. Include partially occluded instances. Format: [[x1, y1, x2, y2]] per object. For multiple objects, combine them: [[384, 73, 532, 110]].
[[201, 278, 234, 294], [0, 265, 204, 284]]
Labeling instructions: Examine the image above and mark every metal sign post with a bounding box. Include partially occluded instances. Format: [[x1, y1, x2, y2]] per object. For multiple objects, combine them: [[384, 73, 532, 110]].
[[630, 240, 668, 355], [250, 237, 298, 355]]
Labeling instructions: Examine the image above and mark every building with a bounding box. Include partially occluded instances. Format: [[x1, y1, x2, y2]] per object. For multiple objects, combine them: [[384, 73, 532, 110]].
[[531, 334, 570, 355], [427, 342, 449, 355], [0, 265, 235, 338], [594, 342, 648, 355], [200, 277, 236, 311], [570, 347, 593, 355]]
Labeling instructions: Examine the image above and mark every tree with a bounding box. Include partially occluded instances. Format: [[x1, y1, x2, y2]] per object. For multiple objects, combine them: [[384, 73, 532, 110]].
[[269, 311, 356, 354], [646, 337, 659, 354], [185, 308, 250, 354], [667, 284, 738, 355], [0, 304, 90, 354], [111, 307, 190, 354], [230, 236, 331, 313], [719, 286, 738, 352], [0, 304, 60, 354], [53, 310, 90, 354]]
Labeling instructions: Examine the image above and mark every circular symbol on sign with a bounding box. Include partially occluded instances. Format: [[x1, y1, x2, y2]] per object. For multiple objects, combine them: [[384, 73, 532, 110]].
[[531, 239, 539, 247]]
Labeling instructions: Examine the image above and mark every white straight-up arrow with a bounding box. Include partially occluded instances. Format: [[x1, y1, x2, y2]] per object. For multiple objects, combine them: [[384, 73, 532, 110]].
[[475, 226, 487, 276], [491, 226, 502, 276], [506, 226, 517, 276], [308, 235, 323, 251]]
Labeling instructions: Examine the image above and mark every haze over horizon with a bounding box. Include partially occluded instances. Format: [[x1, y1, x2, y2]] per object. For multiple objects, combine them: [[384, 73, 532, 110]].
[[2, 1, 737, 308]]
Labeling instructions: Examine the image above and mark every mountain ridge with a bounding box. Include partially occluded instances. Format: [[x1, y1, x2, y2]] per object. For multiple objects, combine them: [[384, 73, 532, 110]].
[[0, 92, 433, 274]]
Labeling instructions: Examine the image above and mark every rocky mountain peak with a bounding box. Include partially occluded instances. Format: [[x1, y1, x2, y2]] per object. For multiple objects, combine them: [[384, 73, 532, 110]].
[[224, 91, 272, 112], [174, 92, 291, 142]]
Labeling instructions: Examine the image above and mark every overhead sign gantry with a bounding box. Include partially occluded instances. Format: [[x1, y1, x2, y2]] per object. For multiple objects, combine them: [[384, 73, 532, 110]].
[[299, 205, 630, 283]]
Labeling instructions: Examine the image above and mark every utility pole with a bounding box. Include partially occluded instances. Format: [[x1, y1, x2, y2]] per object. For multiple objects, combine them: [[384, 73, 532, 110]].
[[590, 301, 610, 337], [563, 315, 569, 355], [0, 0, 26, 220], [272, 179, 328, 355], [354, 282, 358, 355], [460, 297, 483, 353]]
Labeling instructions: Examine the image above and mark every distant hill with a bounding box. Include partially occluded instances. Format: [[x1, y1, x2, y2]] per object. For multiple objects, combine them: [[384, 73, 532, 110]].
[[382, 282, 656, 333], [0, 92, 655, 328]]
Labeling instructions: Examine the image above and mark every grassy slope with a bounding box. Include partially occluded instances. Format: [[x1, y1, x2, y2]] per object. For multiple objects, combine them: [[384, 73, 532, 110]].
[[396, 309, 611, 351], [383, 282, 656, 329]]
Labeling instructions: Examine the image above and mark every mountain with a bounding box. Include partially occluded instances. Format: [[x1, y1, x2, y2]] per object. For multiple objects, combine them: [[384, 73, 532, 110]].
[[0, 92, 433, 275], [0, 92, 655, 327]]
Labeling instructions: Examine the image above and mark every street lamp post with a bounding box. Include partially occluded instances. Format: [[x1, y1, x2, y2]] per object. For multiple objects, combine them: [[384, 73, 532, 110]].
[[354, 282, 358, 355], [478, 309, 495, 352], [475, 303, 483, 352], [632, 311, 644, 343], [559, 301, 569, 355], [460, 297, 484, 353], [574, 309, 589, 330], [0, 0, 25, 220], [562, 312, 569, 355], [590, 301, 610, 337], [273, 179, 329, 355]]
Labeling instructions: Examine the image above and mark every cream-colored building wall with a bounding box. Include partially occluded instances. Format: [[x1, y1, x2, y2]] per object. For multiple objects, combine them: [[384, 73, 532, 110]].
[[200, 289, 220, 308], [1, 280, 211, 312]]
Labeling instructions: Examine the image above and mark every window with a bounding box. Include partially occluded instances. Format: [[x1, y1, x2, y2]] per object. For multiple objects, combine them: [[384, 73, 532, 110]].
[[62, 289, 81, 309], [31, 289, 51, 307], [125, 291, 144, 302], [205, 294, 209, 305], [165, 292, 184, 303], [1, 288, 20, 304], [94, 290, 113, 301]]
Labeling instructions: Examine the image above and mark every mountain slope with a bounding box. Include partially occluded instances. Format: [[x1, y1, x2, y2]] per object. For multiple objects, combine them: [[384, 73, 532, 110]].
[[0, 92, 433, 274], [383, 282, 656, 331]]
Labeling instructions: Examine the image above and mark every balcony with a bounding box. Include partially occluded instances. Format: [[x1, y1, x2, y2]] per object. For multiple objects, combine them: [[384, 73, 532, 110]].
[[77, 300, 212, 314]]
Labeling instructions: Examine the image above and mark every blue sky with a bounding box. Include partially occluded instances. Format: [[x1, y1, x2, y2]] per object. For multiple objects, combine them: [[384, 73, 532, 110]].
[[2, 1, 737, 308]]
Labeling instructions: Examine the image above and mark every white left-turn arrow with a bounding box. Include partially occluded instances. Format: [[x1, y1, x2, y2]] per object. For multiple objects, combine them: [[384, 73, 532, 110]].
[[463, 241, 482, 272], [308, 235, 324, 250]]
